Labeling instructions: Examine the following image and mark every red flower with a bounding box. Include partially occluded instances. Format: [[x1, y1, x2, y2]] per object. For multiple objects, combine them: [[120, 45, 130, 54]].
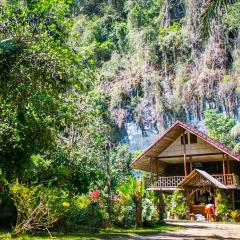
[[90, 190, 100, 201]]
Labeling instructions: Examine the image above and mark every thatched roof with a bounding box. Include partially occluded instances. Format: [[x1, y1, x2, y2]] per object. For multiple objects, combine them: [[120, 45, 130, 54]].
[[131, 120, 240, 171], [177, 169, 227, 189]]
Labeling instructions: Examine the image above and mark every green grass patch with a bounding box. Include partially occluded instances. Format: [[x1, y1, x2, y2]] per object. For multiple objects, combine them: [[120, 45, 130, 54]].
[[0, 223, 181, 239]]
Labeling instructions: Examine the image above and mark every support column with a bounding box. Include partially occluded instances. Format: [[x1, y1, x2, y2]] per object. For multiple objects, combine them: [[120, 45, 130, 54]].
[[222, 154, 226, 185], [158, 191, 165, 223], [232, 190, 235, 210], [184, 188, 191, 219], [183, 132, 187, 176], [226, 155, 230, 174], [190, 156, 193, 172], [155, 159, 159, 180], [149, 158, 153, 182]]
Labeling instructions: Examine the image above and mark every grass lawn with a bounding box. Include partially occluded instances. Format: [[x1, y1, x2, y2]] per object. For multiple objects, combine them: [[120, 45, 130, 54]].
[[0, 223, 182, 239]]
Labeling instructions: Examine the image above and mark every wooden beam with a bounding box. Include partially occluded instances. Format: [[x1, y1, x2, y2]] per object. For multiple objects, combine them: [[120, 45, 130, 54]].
[[227, 155, 230, 174], [190, 156, 193, 172], [149, 158, 153, 181], [232, 190, 235, 210], [184, 154, 187, 176], [156, 159, 159, 180], [223, 154, 226, 185], [184, 188, 191, 219], [183, 131, 187, 176]]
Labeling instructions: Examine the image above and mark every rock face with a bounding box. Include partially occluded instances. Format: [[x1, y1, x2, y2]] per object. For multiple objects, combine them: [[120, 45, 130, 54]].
[[100, 0, 240, 151]]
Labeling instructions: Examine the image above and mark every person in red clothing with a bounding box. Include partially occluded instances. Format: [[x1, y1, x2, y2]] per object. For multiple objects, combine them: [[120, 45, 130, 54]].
[[205, 203, 215, 222]]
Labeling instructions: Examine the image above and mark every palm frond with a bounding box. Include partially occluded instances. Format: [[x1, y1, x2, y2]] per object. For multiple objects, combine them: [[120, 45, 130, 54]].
[[200, 0, 229, 40], [117, 176, 145, 200]]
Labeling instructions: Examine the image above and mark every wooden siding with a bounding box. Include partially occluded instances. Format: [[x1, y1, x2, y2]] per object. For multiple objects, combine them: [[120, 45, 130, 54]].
[[158, 131, 221, 158]]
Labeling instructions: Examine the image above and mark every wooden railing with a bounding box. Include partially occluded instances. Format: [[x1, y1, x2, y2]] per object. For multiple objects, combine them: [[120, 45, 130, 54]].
[[148, 176, 185, 188], [212, 174, 239, 186], [147, 174, 239, 188]]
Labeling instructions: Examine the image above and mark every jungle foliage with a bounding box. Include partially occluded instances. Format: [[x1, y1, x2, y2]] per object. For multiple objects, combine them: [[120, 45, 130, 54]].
[[1, 0, 240, 236]]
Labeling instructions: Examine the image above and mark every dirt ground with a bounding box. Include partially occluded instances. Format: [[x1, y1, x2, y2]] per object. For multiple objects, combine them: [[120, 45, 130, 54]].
[[109, 221, 240, 240]]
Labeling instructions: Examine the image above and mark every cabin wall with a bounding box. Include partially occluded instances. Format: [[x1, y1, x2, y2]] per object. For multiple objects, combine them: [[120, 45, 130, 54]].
[[158, 131, 221, 158], [164, 163, 185, 176], [163, 161, 231, 176]]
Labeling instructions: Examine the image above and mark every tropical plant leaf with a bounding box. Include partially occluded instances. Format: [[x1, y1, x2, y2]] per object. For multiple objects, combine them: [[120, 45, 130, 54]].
[[200, 0, 230, 40]]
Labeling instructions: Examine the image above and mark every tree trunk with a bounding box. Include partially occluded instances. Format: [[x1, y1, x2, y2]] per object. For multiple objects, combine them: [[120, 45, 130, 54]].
[[158, 191, 165, 223], [134, 196, 142, 228], [106, 143, 112, 227]]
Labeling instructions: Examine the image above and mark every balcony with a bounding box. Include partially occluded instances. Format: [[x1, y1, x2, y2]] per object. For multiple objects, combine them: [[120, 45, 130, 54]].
[[212, 174, 240, 186], [147, 173, 240, 190]]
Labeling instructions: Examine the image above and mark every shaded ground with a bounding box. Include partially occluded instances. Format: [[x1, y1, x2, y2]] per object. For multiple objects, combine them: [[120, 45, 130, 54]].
[[0, 224, 180, 240], [107, 221, 240, 240]]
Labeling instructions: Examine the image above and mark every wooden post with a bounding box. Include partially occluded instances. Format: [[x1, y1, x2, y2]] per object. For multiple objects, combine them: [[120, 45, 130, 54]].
[[222, 154, 226, 185], [149, 158, 152, 180], [156, 159, 159, 180], [226, 155, 230, 174], [184, 188, 191, 219], [148, 158, 153, 187], [232, 190, 235, 210], [190, 156, 193, 172], [183, 132, 187, 176], [158, 191, 165, 223]]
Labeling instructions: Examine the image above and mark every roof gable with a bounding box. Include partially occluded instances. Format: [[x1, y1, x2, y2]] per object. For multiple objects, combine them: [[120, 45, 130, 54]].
[[158, 130, 221, 160], [131, 120, 240, 171]]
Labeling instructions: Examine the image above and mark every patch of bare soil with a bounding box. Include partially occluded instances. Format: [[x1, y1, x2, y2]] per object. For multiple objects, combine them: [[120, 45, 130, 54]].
[[108, 221, 240, 240]]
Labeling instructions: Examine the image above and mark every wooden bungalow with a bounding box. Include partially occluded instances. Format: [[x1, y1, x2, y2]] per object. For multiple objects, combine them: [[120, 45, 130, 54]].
[[131, 120, 240, 218]]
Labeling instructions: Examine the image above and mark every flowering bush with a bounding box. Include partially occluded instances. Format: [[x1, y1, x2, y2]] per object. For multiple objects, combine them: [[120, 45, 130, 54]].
[[90, 190, 101, 202], [9, 183, 70, 235], [65, 191, 108, 228], [112, 193, 135, 227], [142, 198, 158, 223]]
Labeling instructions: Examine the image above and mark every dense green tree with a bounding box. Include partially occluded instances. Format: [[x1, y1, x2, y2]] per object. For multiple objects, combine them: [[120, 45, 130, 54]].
[[0, 0, 94, 182], [204, 109, 237, 149]]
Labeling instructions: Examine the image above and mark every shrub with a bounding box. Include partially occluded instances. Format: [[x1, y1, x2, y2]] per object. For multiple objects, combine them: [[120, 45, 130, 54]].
[[66, 192, 108, 229], [112, 194, 135, 228], [215, 190, 231, 220], [229, 210, 240, 222], [9, 183, 69, 235], [167, 191, 186, 219], [142, 198, 157, 223]]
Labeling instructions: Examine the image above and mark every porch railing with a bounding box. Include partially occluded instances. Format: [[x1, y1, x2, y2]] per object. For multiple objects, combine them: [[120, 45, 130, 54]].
[[212, 174, 239, 186], [148, 176, 185, 188], [147, 174, 239, 188]]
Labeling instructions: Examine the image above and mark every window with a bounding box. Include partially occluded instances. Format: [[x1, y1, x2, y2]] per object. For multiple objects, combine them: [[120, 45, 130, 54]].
[[181, 134, 188, 145], [190, 134, 198, 144]]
